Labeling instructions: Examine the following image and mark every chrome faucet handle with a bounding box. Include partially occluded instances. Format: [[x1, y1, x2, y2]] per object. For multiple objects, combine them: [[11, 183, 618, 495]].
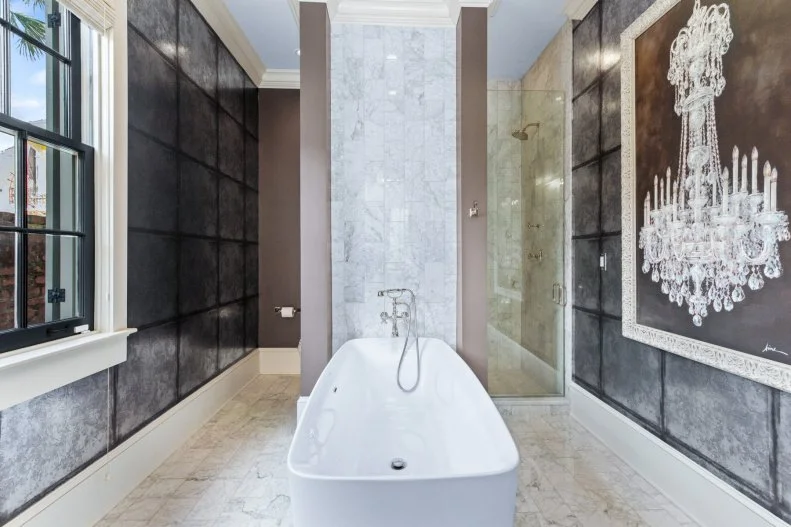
[[380, 312, 389, 324]]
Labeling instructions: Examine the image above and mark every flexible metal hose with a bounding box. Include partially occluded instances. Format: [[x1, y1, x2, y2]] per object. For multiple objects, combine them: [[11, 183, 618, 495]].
[[395, 289, 420, 393]]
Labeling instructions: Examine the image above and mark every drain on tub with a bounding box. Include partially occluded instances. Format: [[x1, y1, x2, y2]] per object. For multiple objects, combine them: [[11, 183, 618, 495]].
[[391, 458, 407, 471]]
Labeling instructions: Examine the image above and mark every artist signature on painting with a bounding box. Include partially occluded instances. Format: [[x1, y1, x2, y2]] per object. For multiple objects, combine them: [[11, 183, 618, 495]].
[[762, 344, 788, 356]]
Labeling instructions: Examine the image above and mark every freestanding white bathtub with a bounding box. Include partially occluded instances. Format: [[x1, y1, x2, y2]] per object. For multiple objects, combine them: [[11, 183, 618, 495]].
[[288, 338, 519, 527]]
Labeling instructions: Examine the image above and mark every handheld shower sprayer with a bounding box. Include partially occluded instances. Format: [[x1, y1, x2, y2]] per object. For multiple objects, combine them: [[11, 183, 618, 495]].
[[377, 288, 421, 393]]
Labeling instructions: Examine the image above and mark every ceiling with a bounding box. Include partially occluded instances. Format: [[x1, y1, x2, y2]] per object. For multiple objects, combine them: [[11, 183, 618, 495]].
[[487, 0, 567, 80], [222, 0, 567, 79], [223, 0, 300, 71]]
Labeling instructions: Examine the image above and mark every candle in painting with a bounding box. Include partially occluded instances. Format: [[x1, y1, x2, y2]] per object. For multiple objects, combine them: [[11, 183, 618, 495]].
[[654, 175, 658, 210], [666, 168, 671, 207], [752, 147, 758, 194], [764, 162, 772, 211], [741, 155, 748, 192], [733, 146, 739, 195], [771, 168, 778, 211], [722, 168, 730, 214]]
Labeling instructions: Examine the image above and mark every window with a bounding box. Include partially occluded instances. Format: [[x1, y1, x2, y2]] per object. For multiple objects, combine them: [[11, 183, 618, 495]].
[[0, 0, 94, 353]]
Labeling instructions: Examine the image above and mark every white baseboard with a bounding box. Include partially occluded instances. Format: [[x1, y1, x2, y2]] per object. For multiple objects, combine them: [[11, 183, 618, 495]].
[[570, 384, 786, 527], [297, 396, 309, 423], [7, 352, 260, 527], [259, 347, 300, 375]]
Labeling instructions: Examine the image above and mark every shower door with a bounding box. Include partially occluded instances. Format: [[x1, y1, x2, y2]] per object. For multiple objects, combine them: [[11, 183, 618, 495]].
[[486, 86, 566, 397]]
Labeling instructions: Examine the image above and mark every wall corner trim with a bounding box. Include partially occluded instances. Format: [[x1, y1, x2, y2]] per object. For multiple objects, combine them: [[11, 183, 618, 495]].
[[563, 0, 596, 20], [4, 352, 260, 527], [260, 69, 301, 89], [189, 0, 267, 85], [570, 384, 787, 527], [259, 347, 301, 375]]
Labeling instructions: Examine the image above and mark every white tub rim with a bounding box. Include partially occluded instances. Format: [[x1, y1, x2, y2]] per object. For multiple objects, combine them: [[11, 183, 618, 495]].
[[287, 337, 520, 483]]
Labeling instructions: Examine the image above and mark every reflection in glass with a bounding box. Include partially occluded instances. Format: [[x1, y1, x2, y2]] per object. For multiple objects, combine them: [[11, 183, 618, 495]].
[[487, 86, 566, 397], [7, 0, 70, 57], [0, 232, 18, 331], [26, 139, 78, 231], [0, 128, 18, 227], [27, 233, 79, 325], [9, 33, 70, 136]]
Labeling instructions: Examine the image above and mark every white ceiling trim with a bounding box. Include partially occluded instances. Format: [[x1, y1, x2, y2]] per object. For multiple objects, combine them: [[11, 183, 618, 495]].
[[298, 0, 491, 27], [563, 0, 597, 20], [288, 0, 300, 23], [194, 0, 267, 84], [260, 69, 301, 89]]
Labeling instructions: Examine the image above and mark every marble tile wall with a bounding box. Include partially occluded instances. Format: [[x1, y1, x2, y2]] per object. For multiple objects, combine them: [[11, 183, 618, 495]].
[[571, 0, 791, 522], [0, 0, 260, 522], [330, 24, 457, 352]]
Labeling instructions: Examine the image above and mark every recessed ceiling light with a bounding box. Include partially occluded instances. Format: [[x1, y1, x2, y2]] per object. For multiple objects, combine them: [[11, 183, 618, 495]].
[[388, 90, 398, 96], [295, 48, 301, 56], [386, 54, 398, 61]]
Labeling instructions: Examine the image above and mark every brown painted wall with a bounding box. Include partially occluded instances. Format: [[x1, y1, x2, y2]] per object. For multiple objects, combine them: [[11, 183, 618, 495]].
[[259, 89, 301, 348], [299, 2, 332, 396], [456, 7, 488, 386]]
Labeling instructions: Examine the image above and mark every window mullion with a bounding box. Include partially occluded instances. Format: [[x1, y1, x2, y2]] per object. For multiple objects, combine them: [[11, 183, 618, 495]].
[[17, 131, 27, 329], [2, 21, 8, 115], [70, 13, 81, 143]]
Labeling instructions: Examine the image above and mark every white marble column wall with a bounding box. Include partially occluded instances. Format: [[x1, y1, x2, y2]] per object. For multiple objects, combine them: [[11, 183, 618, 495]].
[[330, 24, 457, 352]]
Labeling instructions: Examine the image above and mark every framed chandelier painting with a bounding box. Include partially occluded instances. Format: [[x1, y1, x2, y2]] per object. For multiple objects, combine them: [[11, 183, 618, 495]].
[[622, 0, 791, 391]]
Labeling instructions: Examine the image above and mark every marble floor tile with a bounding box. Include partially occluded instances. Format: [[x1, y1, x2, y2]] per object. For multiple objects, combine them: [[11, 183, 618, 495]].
[[95, 375, 696, 527]]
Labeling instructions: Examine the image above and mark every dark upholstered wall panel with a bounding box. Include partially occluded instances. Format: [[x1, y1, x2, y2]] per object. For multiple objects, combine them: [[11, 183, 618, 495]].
[[572, 1, 790, 521], [0, 0, 260, 522]]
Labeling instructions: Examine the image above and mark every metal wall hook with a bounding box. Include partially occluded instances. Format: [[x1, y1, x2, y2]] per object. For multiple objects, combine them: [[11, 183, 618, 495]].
[[469, 201, 479, 218]]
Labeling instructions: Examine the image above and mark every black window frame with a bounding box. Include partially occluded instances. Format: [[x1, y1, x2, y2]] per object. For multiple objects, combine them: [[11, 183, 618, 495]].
[[0, 4, 94, 353]]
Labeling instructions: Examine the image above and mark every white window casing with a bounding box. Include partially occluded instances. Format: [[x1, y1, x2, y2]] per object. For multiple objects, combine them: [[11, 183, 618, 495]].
[[0, 0, 133, 412], [58, 0, 116, 32]]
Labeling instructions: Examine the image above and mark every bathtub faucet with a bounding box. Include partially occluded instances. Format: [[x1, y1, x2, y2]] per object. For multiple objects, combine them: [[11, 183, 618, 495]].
[[378, 290, 411, 337]]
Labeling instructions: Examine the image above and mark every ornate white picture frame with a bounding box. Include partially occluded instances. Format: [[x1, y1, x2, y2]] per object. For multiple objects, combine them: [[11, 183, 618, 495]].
[[621, 0, 791, 392]]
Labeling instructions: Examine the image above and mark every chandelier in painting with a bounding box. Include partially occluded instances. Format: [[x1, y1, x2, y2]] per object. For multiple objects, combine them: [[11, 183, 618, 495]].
[[639, 0, 791, 327]]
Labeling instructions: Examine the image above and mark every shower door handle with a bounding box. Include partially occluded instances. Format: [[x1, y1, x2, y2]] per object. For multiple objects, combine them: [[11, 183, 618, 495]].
[[552, 283, 566, 306]]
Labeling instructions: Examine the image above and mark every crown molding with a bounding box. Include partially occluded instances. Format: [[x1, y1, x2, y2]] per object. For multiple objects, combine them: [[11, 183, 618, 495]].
[[487, 0, 503, 17], [288, 0, 300, 23], [194, 0, 267, 85], [298, 0, 491, 27], [260, 69, 301, 89], [563, 0, 597, 20], [299, 0, 340, 20]]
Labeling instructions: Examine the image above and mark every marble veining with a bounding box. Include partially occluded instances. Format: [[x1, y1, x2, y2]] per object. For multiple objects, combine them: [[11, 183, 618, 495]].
[[96, 375, 698, 527], [330, 24, 457, 352]]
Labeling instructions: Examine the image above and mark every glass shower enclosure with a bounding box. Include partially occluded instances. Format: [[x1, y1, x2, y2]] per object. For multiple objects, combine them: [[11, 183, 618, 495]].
[[487, 85, 566, 397]]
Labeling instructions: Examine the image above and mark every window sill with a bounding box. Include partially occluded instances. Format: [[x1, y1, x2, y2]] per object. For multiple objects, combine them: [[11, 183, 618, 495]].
[[0, 328, 137, 411]]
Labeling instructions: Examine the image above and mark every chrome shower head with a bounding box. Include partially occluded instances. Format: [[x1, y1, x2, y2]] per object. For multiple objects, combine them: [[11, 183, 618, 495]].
[[511, 122, 540, 141]]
